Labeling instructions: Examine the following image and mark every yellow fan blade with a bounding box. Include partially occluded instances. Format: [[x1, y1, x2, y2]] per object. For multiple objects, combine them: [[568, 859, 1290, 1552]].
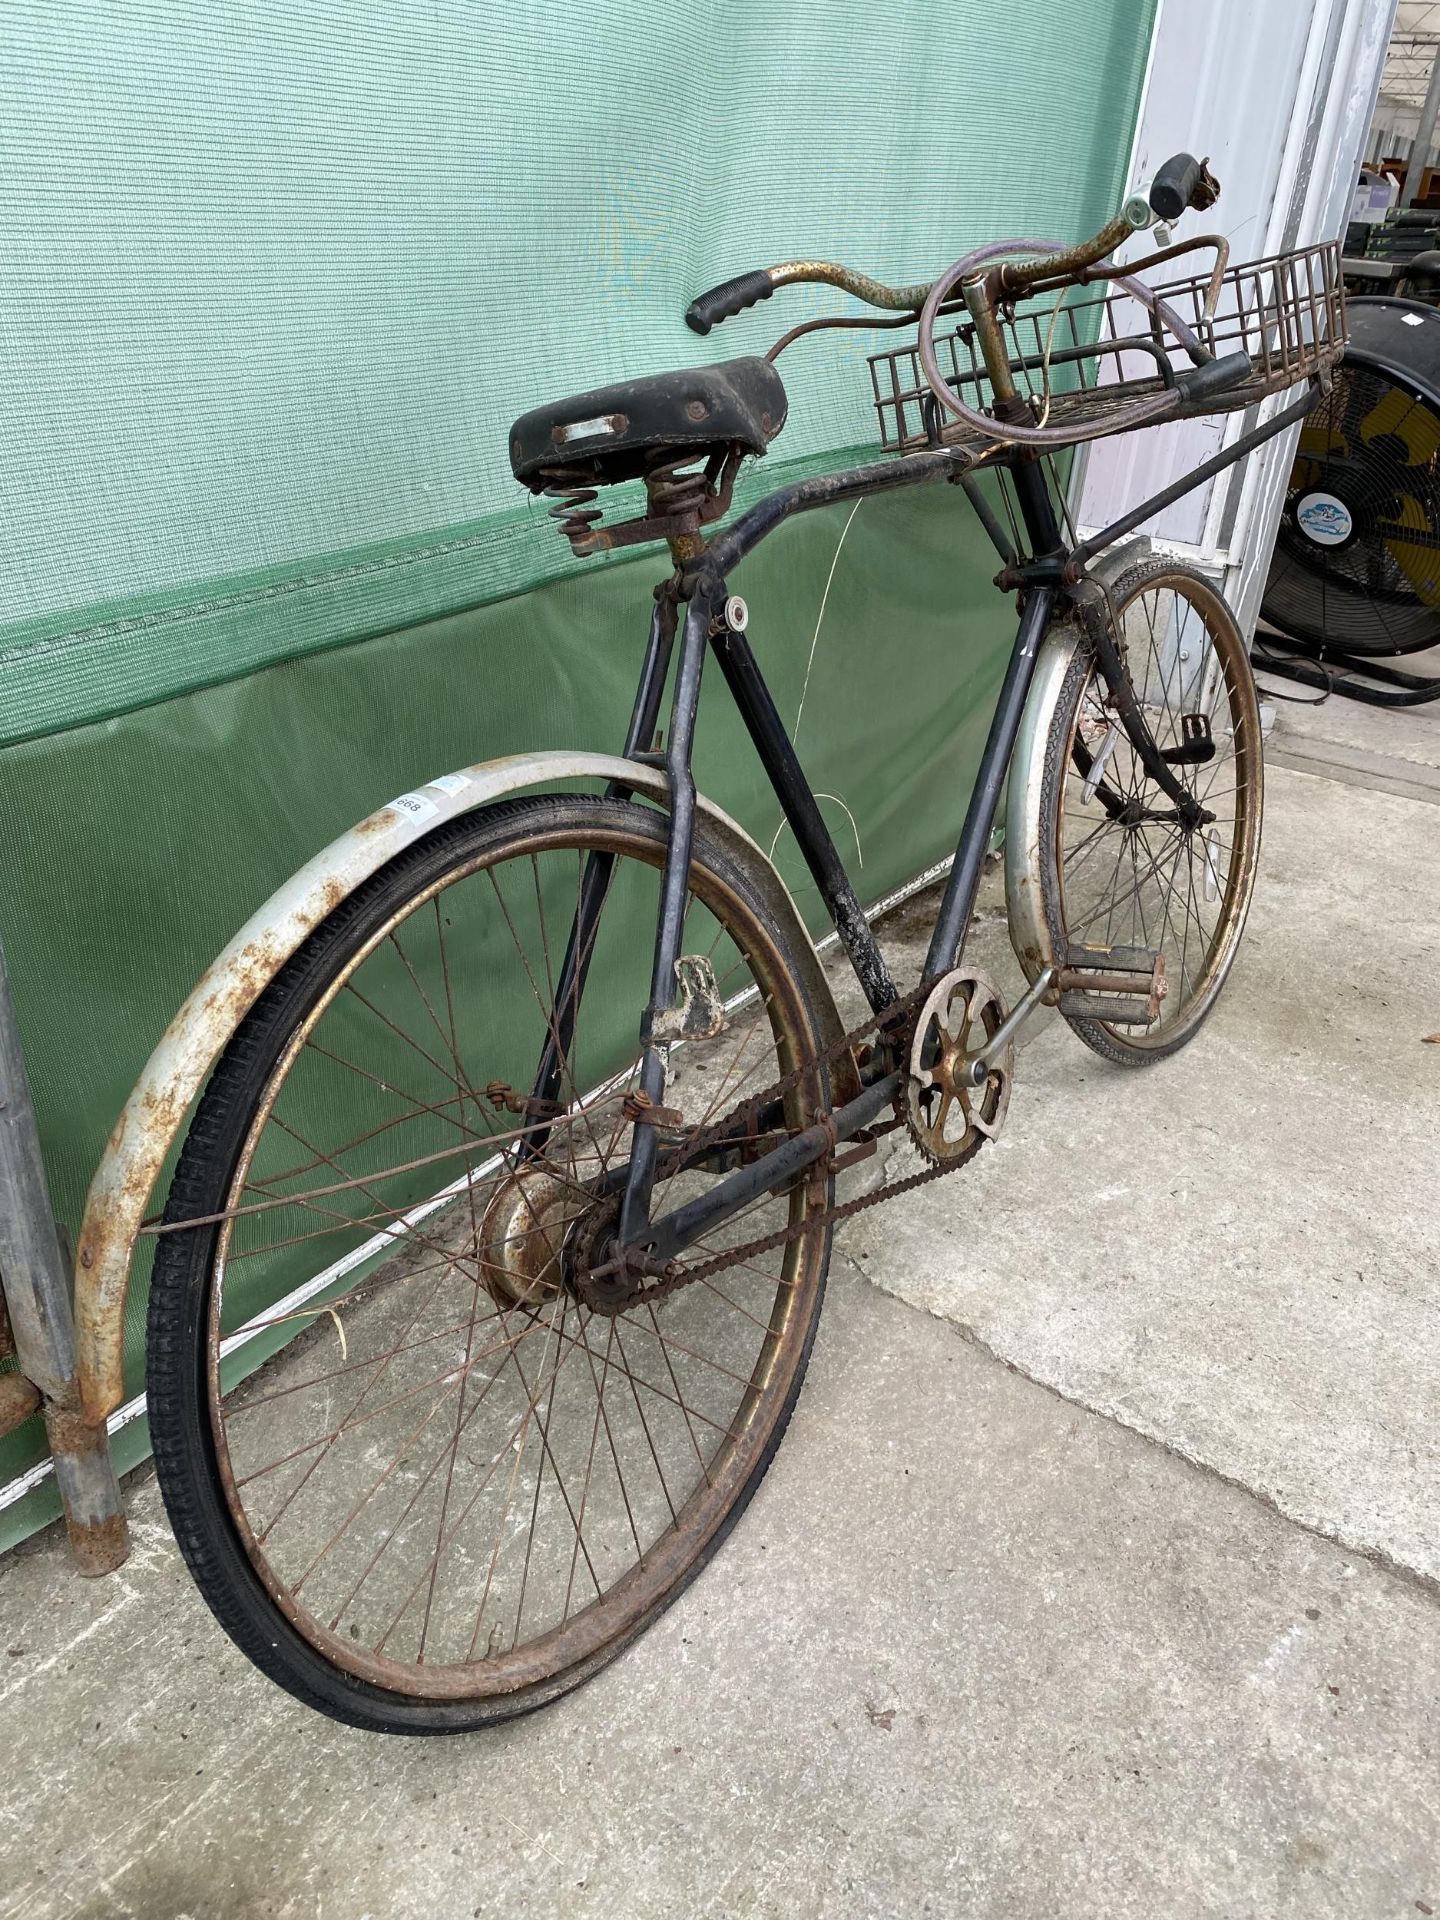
[[1359, 384, 1440, 469], [1289, 410, 1349, 496], [1379, 493, 1440, 607]]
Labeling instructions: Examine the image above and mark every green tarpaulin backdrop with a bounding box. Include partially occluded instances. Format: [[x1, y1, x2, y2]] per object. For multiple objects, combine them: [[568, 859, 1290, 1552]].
[[0, 0, 1154, 1545]]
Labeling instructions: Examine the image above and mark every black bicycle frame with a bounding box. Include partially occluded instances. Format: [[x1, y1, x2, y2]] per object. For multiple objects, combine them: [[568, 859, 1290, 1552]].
[[528, 380, 1319, 1264]]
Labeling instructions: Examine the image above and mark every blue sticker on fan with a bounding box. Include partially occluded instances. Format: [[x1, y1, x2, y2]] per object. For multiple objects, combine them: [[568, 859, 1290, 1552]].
[[1296, 492, 1353, 548]]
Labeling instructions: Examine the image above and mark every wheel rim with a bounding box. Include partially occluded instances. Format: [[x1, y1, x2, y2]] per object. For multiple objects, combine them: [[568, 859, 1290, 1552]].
[[189, 814, 825, 1701], [1053, 574, 1260, 1048]]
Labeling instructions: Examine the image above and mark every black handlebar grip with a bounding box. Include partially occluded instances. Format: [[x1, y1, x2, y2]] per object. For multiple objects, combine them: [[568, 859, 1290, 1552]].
[[685, 269, 776, 336], [1174, 349, 1253, 404], [1150, 152, 1207, 221]]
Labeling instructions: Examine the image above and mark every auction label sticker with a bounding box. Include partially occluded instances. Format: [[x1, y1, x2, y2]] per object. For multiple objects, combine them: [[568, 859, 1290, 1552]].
[[387, 790, 440, 822]]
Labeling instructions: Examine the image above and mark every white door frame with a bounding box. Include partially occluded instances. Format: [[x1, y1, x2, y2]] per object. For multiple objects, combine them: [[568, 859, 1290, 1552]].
[[1072, 0, 1396, 630]]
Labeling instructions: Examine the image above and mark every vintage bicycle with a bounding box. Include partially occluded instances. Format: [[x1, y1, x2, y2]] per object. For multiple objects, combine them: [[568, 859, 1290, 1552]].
[[9, 151, 1343, 1732]]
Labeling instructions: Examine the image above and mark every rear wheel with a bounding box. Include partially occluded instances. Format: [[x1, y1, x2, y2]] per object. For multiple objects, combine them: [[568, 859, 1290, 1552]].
[[146, 794, 832, 1733], [1038, 562, 1263, 1066]]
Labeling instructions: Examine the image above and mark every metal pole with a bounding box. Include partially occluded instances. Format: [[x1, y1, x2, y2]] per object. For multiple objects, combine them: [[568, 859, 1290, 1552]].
[[0, 934, 128, 1574], [1401, 44, 1440, 208]]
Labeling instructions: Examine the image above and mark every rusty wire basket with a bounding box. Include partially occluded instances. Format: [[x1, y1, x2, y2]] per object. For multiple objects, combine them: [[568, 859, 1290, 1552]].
[[868, 239, 1346, 455]]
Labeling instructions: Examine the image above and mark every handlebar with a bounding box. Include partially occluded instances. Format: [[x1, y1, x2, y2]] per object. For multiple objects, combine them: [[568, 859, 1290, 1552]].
[[683, 150, 1240, 454], [913, 151, 1232, 450], [684, 151, 1222, 337], [686, 260, 935, 336], [686, 270, 775, 335]]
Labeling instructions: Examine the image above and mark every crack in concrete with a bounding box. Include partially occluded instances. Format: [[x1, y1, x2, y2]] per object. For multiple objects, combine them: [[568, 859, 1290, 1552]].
[[834, 1245, 1440, 1608]]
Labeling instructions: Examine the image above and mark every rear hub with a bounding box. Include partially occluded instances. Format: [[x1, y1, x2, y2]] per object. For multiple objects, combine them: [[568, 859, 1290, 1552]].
[[477, 1165, 576, 1308]]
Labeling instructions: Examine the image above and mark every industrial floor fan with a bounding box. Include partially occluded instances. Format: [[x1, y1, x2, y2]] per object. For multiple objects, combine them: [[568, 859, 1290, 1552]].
[[1258, 296, 1440, 706]]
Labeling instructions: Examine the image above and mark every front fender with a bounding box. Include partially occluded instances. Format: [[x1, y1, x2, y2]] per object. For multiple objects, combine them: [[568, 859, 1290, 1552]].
[[74, 751, 844, 1423], [1004, 624, 1080, 982], [1004, 537, 1155, 982]]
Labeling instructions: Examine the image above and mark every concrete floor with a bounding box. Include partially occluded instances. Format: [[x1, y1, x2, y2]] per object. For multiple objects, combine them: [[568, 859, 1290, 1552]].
[[1, 682, 1437, 1919]]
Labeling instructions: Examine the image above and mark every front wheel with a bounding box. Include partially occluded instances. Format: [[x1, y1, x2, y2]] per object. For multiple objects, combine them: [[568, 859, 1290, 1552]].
[[146, 793, 832, 1733], [1038, 561, 1264, 1065]]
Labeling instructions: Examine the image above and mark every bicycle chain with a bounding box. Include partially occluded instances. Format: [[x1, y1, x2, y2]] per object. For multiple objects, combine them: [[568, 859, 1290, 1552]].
[[626, 1137, 958, 1309], [574, 976, 967, 1312]]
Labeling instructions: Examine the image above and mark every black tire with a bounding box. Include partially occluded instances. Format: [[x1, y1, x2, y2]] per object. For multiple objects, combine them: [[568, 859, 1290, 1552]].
[[1038, 561, 1264, 1067], [147, 795, 832, 1734]]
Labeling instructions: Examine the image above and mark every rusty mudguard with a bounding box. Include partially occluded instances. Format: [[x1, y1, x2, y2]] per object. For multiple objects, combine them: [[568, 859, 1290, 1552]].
[[73, 752, 850, 1424]]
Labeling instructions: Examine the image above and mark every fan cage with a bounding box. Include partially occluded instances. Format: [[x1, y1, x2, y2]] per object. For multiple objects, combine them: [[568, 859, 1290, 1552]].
[[1261, 356, 1440, 658]]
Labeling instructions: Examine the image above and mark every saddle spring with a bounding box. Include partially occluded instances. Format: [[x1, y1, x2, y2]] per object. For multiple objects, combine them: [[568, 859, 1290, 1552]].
[[643, 451, 716, 519], [540, 444, 743, 559], [542, 471, 604, 546]]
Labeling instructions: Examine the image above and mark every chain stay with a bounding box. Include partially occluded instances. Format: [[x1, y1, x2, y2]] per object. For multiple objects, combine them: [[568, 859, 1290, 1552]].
[[576, 976, 965, 1312]]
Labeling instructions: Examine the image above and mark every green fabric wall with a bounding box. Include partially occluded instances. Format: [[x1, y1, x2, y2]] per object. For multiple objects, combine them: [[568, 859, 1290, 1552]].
[[1, 0, 1155, 739], [0, 0, 1157, 1546]]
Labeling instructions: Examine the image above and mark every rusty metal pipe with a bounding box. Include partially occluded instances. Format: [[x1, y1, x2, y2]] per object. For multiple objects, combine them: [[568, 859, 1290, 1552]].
[[0, 1370, 41, 1436], [0, 935, 80, 1406], [962, 271, 1020, 407], [42, 1403, 129, 1575], [764, 260, 936, 311], [995, 214, 1138, 295], [0, 932, 129, 1572]]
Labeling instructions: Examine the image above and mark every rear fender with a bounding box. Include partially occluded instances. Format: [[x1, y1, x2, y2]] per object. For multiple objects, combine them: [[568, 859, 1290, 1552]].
[[74, 752, 845, 1422]]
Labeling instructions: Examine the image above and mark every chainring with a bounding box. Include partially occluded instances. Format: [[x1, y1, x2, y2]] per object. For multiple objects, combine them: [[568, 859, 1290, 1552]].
[[905, 967, 1014, 1166]]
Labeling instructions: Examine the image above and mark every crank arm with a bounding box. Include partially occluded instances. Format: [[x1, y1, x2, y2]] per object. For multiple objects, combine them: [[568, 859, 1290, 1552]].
[[959, 965, 1056, 1086]]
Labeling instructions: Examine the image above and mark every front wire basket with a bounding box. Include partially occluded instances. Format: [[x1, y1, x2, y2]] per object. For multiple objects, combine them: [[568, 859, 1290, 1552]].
[[868, 239, 1347, 455]]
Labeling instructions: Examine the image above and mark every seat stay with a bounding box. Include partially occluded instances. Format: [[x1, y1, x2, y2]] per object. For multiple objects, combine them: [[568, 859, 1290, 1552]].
[[522, 590, 679, 1155], [617, 581, 720, 1244]]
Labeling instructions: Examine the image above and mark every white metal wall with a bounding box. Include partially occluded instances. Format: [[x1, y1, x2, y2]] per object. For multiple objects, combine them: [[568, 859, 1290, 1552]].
[[1071, 0, 1396, 631]]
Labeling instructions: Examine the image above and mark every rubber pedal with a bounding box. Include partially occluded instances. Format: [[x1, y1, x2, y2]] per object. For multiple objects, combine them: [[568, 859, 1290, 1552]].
[[1063, 941, 1158, 976], [1057, 990, 1158, 1026]]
